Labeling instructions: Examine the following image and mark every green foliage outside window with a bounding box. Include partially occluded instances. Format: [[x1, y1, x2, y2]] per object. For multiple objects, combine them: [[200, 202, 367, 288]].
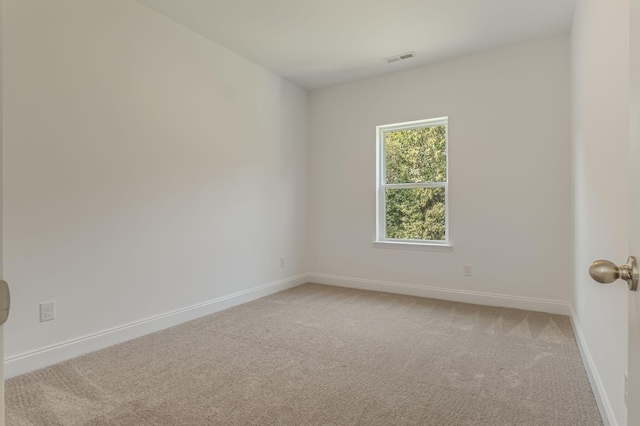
[[384, 125, 447, 241]]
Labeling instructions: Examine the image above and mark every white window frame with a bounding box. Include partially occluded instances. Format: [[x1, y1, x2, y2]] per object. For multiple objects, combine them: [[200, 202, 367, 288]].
[[374, 117, 451, 252]]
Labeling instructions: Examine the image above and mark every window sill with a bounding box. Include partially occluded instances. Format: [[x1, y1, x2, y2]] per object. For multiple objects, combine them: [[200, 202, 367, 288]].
[[372, 241, 453, 252]]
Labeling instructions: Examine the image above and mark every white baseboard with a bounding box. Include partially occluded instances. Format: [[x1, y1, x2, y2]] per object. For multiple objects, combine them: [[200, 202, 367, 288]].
[[569, 304, 616, 426], [307, 273, 571, 315], [4, 274, 307, 379]]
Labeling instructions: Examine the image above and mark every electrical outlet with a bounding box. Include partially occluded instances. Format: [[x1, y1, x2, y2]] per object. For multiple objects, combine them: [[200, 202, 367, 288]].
[[463, 264, 472, 277], [280, 257, 285, 268], [40, 301, 55, 322], [625, 373, 629, 406]]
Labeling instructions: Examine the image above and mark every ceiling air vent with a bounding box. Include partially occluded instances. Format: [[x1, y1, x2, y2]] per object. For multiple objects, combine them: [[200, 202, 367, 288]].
[[385, 52, 416, 64]]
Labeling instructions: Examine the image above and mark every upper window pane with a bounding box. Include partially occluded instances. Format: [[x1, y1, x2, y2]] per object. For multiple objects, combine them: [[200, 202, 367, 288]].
[[384, 125, 447, 184]]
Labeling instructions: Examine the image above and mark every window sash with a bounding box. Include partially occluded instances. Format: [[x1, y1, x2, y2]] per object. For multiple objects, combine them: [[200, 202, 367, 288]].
[[380, 122, 448, 186], [378, 184, 448, 243], [382, 182, 446, 190]]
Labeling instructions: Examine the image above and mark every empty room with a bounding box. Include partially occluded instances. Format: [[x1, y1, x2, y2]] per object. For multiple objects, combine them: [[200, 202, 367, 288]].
[[1, 0, 638, 425]]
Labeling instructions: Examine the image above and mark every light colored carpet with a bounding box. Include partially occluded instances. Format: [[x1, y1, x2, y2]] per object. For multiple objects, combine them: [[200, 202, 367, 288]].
[[7, 283, 602, 425]]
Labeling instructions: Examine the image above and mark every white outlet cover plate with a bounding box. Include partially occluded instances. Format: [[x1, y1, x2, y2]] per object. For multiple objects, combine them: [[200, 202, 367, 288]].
[[40, 301, 55, 322]]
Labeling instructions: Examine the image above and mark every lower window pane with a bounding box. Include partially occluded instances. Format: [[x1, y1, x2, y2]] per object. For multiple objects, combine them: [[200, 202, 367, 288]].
[[385, 187, 445, 241]]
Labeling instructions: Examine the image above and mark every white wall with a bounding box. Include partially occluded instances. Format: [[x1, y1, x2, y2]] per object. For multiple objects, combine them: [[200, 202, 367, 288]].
[[308, 36, 572, 308], [3, 0, 307, 371], [571, 0, 630, 424]]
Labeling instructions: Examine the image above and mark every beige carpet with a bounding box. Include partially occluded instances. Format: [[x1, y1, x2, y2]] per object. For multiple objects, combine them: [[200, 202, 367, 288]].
[[7, 283, 602, 425]]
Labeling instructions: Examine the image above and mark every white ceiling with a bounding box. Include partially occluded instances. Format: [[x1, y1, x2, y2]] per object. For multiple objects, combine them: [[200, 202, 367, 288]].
[[135, 0, 576, 90]]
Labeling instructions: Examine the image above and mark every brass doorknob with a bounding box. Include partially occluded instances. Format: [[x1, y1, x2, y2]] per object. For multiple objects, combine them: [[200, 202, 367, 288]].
[[589, 256, 639, 291], [0, 280, 9, 325]]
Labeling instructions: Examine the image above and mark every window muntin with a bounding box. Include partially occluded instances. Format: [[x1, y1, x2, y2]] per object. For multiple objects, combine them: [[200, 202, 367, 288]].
[[376, 117, 449, 245]]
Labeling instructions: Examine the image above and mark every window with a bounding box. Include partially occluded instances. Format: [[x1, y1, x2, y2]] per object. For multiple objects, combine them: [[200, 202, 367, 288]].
[[375, 117, 449, 249]]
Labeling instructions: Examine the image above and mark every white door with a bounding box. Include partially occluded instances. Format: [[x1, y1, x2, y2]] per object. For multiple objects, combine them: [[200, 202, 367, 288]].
[[589, 1, 640, 423], [0, 0, 5, 423], [629, 0, 640, 424]]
